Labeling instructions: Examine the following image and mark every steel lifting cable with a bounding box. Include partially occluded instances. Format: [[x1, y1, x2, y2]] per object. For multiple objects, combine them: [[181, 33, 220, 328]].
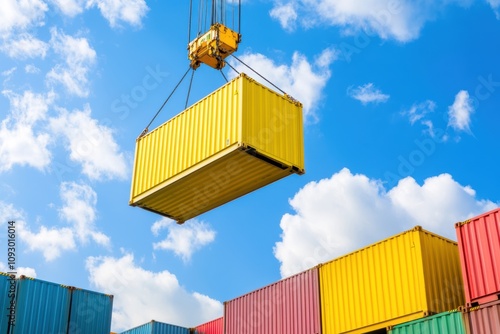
[[185, 69, 196, 109], [140, 66, 192, 137], [230, 54, 288, 96]]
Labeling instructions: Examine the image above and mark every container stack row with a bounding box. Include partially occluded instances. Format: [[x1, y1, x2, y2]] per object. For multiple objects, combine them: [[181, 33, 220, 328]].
[[0, 274, 113, 334]]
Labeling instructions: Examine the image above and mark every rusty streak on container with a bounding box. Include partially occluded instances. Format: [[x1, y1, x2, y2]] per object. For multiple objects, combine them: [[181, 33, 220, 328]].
[[193, 317, 223, 334], [455, 207, 500, 307], [464, 300, 500, 334], [224, 267, 321, 334], [129, 73, 304, 223], [319, 226, 465, 334]]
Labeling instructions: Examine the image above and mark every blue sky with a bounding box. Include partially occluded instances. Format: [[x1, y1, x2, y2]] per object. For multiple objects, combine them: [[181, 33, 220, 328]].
[[1, 0, 499, 332]]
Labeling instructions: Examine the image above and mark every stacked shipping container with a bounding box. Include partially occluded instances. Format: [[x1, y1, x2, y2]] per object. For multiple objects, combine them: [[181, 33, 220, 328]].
[[119, 320, 191, 334], [0, 274, 113, 334], [388, 310, 466, 334], [194, 317, 223, 334], [464, 300, 500, 334]]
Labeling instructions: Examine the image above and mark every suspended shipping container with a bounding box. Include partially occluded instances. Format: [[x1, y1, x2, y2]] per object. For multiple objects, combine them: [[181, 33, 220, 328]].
[[120, 320, 191, 334], [0, 272, 15, 334], [224, 267, 321, 334], [130, 73, 304, 223], [12, 276, 72, 334], [68, 287, 113, 334], [388, 309, 466, 334], [193, 317, 223, 334], [464, 300, 500, 334], [455, 207, 500, 306], [319, 226, 465, 334]]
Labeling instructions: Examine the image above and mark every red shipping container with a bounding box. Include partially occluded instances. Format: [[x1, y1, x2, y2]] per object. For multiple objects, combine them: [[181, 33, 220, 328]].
[[456, 207, 500, 306], [224, 267, 321, 334], [194, 317, 223, 334], [464, 300, 500, 334]]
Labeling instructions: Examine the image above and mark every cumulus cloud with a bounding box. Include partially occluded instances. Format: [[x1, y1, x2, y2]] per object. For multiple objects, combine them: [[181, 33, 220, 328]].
[[275, 168, 498, 278], [487, 0, 500, 18], [49, 104, 128, 180], [448, 90, 474, 132], [47, 28, 96, 97], [86, 0, 149, 28], [0, 262, 37, 278], [152, 218, 216, 262], [86, 253, 223, 331], [403, 100, 437, 125], [269, 1, 482, 42], [59, 181, 110, 246], [348, 83, 390, 105], [0, 0, 47, 35], [50, 0, 86, 17], [229, 48, 336, 122], [0, 90, 55, 172], [0, 33, 48, 59]]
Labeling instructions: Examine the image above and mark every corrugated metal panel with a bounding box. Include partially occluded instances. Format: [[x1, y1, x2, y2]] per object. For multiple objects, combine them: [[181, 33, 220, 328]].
[[456, 207, 500, 306], [389, 310, 466, 334], [12, 276, 71, 334], [194, 317, 223, 334], [68, 287, 113, 334], [319, 226, 465, 334], [130, 73, 304, 223], [224, 267, 321, 334], [465, 300, 500, 334], [0, 272, 15, 334], [120, 320, 191, 334]]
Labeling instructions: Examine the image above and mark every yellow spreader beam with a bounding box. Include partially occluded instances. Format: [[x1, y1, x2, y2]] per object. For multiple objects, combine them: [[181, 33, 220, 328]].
[[188, 23, 241, 70]]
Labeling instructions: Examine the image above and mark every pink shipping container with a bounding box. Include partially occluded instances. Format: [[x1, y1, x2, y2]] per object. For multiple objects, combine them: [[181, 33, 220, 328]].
[[194, 317, 223, 334], [224, 267, 321, 334], [464, 300, 500, 334], [455, 207, 500, 306]]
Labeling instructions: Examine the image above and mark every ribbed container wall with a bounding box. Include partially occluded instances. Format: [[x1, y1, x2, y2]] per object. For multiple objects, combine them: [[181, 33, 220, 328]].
[[319, 226, 465, 334], [120, 320, 191, 334], [130, 73, 304, 223], [224, 267, 321, 334], [389, 310, 467, 334], [68, 288, 113, 334], [194, 317, 223, 334], [455, 207, 500, 306], [465, 300, 500, 334], [0, 273, 15, 334], [12, 276, 71, 334]]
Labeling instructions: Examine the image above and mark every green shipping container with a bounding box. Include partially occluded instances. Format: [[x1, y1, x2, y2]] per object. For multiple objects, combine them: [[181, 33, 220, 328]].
[[389, 310, 467, 334]]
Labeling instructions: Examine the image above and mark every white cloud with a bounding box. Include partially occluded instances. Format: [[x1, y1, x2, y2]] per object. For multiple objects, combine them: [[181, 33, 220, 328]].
[[348, 83, 389, 105], [59, 181, 110, 246], [403, 100, 437, 125], [487, 0, 500, 18], [86, 253, 223, 331], [86, 0, 149, 28], [0, 90, 55, 172], [229, 48, 336, 122], [274, 168, 498, 278], [152, 218, 216, 262], [0, 33, 48, 59], [269, 1, 478, 42], [0, 262, 37, 278], [49, 104, 128, 180], [47, 28, 96, 97], [448, 90, 474, 132], [25, 64, 41, 74], [0, 201, 77, 261], [0, 0, 47, 35], [270, 3, 298, 32], [50, 0, 86, 17]]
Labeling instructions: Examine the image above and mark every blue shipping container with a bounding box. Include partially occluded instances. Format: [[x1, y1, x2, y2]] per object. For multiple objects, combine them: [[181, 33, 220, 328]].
[[120, 320, 191, 334], [11, 276, 71, 334], [0, 272, 16, 334], [68, 288, 113, 334]]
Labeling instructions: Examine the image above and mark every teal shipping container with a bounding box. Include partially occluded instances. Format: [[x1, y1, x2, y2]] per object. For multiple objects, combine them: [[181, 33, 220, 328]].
[[68, 287, 114, 334], [12, 276, 72, 334], [120, 320, 191, 334], [389, 309, 466, 334], [0, 272, 16, 334]]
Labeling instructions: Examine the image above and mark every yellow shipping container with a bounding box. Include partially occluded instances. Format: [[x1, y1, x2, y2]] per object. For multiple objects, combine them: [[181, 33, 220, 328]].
[[130, 73, 304, 223], [319, 226, 465, 334]]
